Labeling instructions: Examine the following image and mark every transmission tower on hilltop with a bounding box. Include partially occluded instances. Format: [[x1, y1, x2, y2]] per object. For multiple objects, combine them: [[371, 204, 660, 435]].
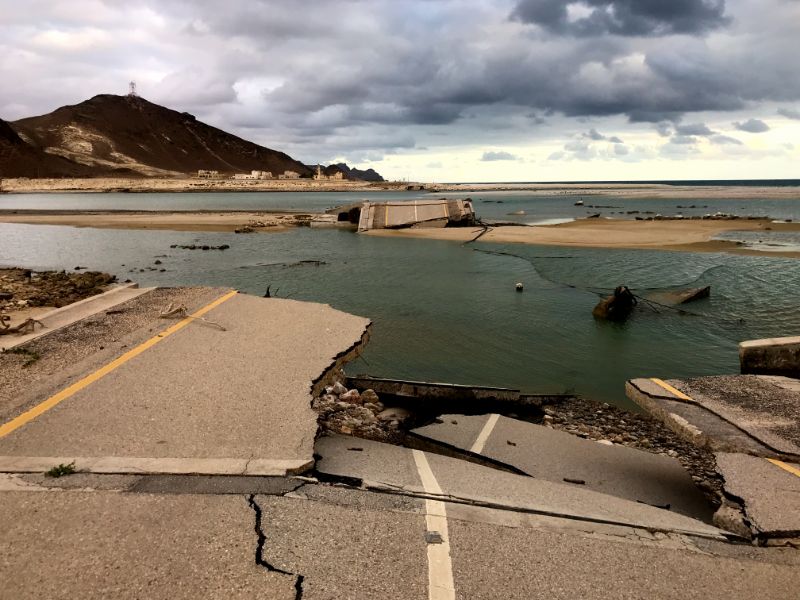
[[128, 81, 137, 97]]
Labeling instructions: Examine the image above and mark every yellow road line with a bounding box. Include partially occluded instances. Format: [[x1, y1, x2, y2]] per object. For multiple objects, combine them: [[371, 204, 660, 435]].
[[650, 378, 694, 401], [766, 458, 800, 478], [0, 289, 238, 439]]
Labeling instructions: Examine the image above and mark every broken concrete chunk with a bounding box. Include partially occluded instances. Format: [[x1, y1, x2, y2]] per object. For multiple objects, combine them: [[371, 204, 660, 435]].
[[339, 389, 362, 404], [712, 501, 753, 539], [360, 389, 380, 404]]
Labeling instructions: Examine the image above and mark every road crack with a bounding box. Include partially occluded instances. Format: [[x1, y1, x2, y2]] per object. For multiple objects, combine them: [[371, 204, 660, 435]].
[[247, 494, 305, 599]]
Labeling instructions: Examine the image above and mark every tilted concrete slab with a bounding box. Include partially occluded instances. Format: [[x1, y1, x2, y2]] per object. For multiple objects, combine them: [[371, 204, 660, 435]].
[[315, 434, 725, 539], [0, 292, 370, 474], [626, 376, 800, 459], [0, 283, 154, 351], [716, 453, 800, 538], [740, 335, 800, 378], [411, 414, 711, 520]]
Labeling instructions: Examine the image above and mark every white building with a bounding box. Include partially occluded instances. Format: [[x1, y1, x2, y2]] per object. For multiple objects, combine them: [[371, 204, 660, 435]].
[[232, 170, 273, 180]]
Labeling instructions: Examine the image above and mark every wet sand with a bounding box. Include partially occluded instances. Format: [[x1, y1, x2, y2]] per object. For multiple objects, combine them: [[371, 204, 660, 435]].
[[0, 210, 305, 232], [366, 219, 800, 257]]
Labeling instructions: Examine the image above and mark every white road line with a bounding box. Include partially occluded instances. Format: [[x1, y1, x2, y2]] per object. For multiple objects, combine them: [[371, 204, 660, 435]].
[[412, 449, 456, 600], [469, 413, 500, 454]]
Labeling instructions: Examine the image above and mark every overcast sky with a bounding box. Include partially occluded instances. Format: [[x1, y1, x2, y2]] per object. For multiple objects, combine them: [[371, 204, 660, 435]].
[[1, 0, 798, 181]]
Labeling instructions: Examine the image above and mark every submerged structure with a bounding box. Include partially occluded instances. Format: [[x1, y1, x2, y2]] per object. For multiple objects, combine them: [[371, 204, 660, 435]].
[[339, 198, 476, 231]]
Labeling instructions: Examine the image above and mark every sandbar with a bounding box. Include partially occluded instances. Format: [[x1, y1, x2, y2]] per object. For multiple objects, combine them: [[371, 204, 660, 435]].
[[0, 210, 306, 232], [366, 218, 800, 257], [2, 209, 800, 257]]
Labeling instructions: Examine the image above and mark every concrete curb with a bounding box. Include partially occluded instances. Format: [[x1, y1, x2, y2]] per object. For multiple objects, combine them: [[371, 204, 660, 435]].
[[1, 283, 154, 350], [0, 456, 314, 477]]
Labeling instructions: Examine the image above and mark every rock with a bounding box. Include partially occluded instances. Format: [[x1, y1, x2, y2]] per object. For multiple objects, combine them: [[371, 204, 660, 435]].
[[322, 394, 337, 404], [339, 389, 362, 404], [357, 410, 377, 424], [361, 389, 380, 404], [363, 402, 381, 413], [331, 382, 348, 396], [0, 292, 13, 301], [154, 259, 162, 265], [666, 449, 679, 458], [712, 501, 752, 539], [378, 407, 412, 422], [596, 439, 613, 446]]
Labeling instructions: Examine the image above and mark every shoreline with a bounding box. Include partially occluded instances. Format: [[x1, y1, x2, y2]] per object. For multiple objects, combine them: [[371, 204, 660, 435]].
[[1, 178, 799, 200], [2, 209, 800, 256], [0, 177, 409, 194]]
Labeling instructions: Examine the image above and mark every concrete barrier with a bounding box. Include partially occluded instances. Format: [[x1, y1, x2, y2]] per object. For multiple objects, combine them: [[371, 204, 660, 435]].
[[739, 335, 800, 377]]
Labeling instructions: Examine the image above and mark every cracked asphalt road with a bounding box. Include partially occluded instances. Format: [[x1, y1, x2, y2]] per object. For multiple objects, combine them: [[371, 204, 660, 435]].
[[2, 478, 798, 599]]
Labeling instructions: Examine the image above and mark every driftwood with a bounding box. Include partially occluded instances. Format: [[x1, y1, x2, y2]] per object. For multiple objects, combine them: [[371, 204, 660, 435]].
[[0, 316, 44, 336]]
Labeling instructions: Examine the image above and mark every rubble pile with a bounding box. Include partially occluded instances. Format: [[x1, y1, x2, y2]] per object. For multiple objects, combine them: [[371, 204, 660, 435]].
[[0, 268, 116, 313], [312, 382, 411, 443]]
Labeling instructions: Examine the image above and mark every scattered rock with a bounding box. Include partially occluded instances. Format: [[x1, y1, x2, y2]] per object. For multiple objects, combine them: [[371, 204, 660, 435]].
[[331, 382, 348, 396], [169, 244, 230, 251], [0, 268, 116, 312]]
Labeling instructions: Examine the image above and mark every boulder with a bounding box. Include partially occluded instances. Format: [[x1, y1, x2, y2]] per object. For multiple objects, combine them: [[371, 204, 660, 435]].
[[332, 382, 348, 396], [361, 389, 380, 404], [340, 389, 362, 404]]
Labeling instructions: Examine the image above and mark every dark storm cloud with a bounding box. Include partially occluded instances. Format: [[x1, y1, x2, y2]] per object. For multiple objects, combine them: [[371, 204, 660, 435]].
[[778, 108, 800, 120], [0, 0, 798, 164], [511, 0, 729, 37], [734, 118, 770, 133]]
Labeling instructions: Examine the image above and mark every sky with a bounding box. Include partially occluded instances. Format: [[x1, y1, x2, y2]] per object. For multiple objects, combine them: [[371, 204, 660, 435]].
[[1, 0, 799, 182]]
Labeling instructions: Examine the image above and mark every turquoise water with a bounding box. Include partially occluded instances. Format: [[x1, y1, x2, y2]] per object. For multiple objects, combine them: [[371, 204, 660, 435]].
[[3, 212, 799, 409]]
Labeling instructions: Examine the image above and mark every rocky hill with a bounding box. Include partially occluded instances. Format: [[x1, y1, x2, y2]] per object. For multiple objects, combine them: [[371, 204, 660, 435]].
[[0, 117, 94, 178], [5, 94, 311, 178], [307, 162, 385, 182], [333, 163, 384, 182]]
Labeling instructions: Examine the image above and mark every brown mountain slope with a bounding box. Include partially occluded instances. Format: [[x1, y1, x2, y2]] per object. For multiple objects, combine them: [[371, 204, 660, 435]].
[[0, 117, 95, 178], [10, 94, 312, 177]]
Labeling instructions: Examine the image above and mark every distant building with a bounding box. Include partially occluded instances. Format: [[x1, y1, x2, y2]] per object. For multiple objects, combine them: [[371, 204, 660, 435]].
[[197, 170, 220, 178], [232, 170, 273, 180], [278, 170, 300, 179], [313, 165, 345, 181]]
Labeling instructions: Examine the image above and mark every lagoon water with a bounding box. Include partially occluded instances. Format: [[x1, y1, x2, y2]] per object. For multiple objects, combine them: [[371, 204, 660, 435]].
[[2, 191, 800, 408]]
